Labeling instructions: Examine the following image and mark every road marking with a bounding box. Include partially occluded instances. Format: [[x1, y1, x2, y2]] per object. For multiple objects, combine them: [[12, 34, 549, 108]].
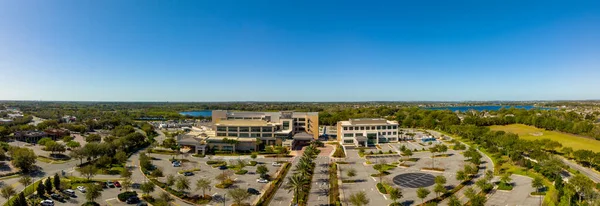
[[371, 177, 377, 181], [382, 194, 388, 200]]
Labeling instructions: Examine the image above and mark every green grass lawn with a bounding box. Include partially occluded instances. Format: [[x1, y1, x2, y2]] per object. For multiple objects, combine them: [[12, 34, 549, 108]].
[[489, 124, 600, 152]]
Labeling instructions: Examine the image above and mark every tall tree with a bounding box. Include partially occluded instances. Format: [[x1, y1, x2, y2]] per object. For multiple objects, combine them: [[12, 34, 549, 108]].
[[37, 182, 45, 197], [44, 177, 52, 194], [140, 182, 155, 196], [80, 165, 98, 180], [175, 176, 190, 193], [195, 178, 211, 198], [416, 187, 430, 204], [388, 188, 403, 205], [53, 173, 61, 190], [0, 185, 16, 200], [85, 184, 102, 203], [228, 188, 251, 206], [18, 176, 32, 187], [285, 173, 310, 204], [10, 147, 37, 172]]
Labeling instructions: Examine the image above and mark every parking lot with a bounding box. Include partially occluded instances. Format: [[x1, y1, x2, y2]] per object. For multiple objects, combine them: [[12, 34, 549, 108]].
[[150, 153, 284, 205], [486, 175, 541, 206]]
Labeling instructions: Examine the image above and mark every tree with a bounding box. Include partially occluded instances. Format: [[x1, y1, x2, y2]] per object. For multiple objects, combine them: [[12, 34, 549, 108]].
[[53, 173, 61, 190], [115, 151, 128, 164], [346, 168, 357, 179], [166, 174, 176, 186], [416, 187, 430, 203], [140, 182, 155, 195], [569, 174, 594, 203], [44, 177, 53, 194], [348, 191, 370, 206], [159, 192, 173, 203], [80, 165, 98, 180], [532, 176, 544, 206], [500, 173, 512, 185], [464, 187, 476, 199], [71, 148, 85, 165], [66, 140, 81, 149], [45, 141, 66, 154], [561, 147, 574, 157], [14, 192, 26, 206], [85, 184, 102, 203], [447, 195, 462, 206], [121, 179, 132, 191], [195, 178, 211, 198], [484, 170, 494, 182], [175, 176, 190, 193], [434, 183, 447, 198], [429, 146, 439, 169], [401, 149, 413, 161], [121, 168, 132, 179], [18, 176, 32, 187], [10, 147, 37, 172], [470, 194, 486, 206], [228, 188, 251, 206], [0, 185, 16, 200], [37, 181, 45, 196], [456, 170, 466, 182], [285, 173, 310, 204], [86, 134, 101, 142], [256, 165, 269, 179], [434, 175, 446, 185], [388, 188, 403, 204]]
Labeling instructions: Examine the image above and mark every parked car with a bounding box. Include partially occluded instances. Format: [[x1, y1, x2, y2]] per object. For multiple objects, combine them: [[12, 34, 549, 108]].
[[63, 189, 76, 197], [77, 186, 86, 193], [247, 188, 260, 195], [272, 162, 282, 166], [256, 178, 269, 183], [50, 193, 64, 201], [126, 196, 140, 204], [172, 162, 181, 167], [183, 172, 194, 176], [40, 199, 54, 206], [136, 202, 148, 206], [113, 181, 121, 187], [218, 165, 227, 170], [106, 181, 115, 188]]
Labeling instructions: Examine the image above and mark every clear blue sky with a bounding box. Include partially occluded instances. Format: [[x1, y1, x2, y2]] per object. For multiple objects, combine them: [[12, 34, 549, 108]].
[[1, 0, 599, 101]]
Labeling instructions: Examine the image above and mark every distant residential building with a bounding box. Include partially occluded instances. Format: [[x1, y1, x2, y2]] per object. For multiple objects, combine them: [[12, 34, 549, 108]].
[[0, 118, 12, 124], [7, 113, 24, 118], [62, 115, 77, 123], [44, 128, 70, 139], [14, 131, 47, 143], [337, 118, 399, 147]]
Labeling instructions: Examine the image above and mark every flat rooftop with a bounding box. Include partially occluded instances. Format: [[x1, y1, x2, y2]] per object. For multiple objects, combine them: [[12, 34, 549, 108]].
[[340, 118, 399, 126]]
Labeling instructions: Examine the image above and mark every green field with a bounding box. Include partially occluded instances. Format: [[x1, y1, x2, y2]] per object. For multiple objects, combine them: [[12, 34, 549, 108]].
[[489, 124, 600, 152]]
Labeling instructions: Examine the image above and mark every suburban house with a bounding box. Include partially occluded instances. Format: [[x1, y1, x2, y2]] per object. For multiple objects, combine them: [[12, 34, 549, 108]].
[[337, 118, 399, 147]]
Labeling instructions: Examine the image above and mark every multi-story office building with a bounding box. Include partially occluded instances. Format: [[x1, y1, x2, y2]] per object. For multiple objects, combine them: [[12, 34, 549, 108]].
[[211, 110, 319, 148], [337, 118, 399, 147]]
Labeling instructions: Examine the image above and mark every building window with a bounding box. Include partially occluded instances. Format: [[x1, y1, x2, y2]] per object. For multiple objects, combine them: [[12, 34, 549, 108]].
[[344, 139, 354, 144], [217, 127, 226, 132], [239, 133, 249, 137], [299, 118, 305, 121], [387, 132, 392, 135], [240, 127, 249, 132], [387, 126, 392, 129], [360, 127, 365, 130], [349, 127, 354, 131], [250, 133, 260, 137], [343, 127, 348, 131], [355, 133, 363, 137], [283, 121, 290, 130], [393, 125, 397, 129], [251, 127, 261, 132], [262, 133, 272, 137], [377, 126, 381, 130], [393, 132, 397, 135], [217, 133, 227, 136], [228, 127, 237, 132], [262, 127, 272, 132], [343, 133, 353, 137]]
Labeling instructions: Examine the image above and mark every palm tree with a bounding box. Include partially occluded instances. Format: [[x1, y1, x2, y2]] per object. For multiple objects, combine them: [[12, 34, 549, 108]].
[[447, 195, 462, 206], [348, 191, 369, 206], [532, 176, 544, 206], [175, 176, 191, 193], [196, 178, 211, 198], [228, 188, 251, 206], [416, 187, 430, 204], [429, 145, 439, 169], [285, 173, 310, 204], [388, 188, 403, 204]]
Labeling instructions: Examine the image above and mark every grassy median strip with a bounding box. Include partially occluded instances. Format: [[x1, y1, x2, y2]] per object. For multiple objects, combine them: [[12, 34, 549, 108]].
[[256, 162, 291, 206]]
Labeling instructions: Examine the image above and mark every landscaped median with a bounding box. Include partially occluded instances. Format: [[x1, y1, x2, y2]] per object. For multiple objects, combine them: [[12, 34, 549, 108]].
[[255, 162, 291, 206], [329, 162, 341, 206]]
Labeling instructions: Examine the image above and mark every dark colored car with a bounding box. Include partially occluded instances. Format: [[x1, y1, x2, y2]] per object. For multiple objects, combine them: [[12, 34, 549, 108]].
[[126, 196, 140, 204], [183, 172, 194, 176], [50, 193, 64, 201], [247, 188, 260, 195], [218, 165, 227, 170], [114, 181, 121, 187], [136, 203, 148, 206]]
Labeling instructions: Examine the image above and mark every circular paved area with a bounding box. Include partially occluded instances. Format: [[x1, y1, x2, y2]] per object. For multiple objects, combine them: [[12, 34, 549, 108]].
[[392, 173, 436, 188]]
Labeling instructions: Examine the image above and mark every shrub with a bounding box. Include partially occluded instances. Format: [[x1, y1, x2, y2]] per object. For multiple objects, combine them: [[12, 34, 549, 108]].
[[378, 150, 384, 154], [369, 151, 374, 155], [376, 183, 387, 194], [82, 202, 101, 206], [207, 160, 226, 165], [248, 161, 257, 166], [117, 191, 138, 201], [151, 168, 164, 177], [235, 170, 248, 175]]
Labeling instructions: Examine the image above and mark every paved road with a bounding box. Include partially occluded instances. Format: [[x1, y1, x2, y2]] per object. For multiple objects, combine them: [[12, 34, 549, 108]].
[[307, 156, 330, 206], [271, 154, 301, 206], [559, 156, 600, 183]]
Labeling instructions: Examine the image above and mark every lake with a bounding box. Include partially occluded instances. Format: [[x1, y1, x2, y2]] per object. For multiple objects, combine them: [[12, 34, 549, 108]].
[[424, 105, 555, 112], [180, 110, 212, 117]]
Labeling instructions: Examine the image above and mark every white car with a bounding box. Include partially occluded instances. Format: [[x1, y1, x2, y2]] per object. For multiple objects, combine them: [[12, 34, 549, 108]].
[[172, 162, 181, 167], [271, 162, 282, 166], [257, 178, 269, 183], [40, 199, 54, 206], [77, 186, 86, 193]]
